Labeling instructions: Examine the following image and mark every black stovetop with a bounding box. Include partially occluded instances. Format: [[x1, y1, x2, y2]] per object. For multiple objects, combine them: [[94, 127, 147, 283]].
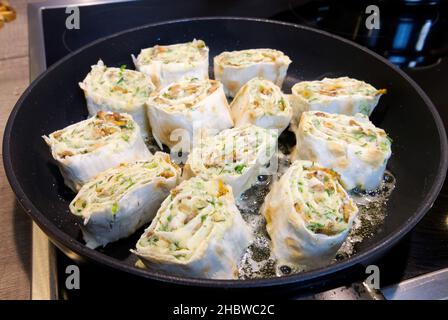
[[30, 0, 448, 299]]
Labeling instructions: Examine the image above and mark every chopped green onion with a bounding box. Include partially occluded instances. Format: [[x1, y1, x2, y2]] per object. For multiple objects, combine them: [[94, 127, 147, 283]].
[[111, 203, 119, 214], [307, 222, 325, 233], [234, 164, 246, 174]]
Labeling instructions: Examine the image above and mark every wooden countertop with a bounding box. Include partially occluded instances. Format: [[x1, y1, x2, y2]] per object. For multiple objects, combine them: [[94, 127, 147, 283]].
[[0, 0, 33, 300]]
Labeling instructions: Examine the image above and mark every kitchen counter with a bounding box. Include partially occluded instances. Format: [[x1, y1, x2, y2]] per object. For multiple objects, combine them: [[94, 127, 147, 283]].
[[0, 0, 33, 300]]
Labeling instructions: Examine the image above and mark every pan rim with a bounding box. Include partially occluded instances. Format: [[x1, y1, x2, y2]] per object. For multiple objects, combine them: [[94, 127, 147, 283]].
[[3, 16, 448, 288]]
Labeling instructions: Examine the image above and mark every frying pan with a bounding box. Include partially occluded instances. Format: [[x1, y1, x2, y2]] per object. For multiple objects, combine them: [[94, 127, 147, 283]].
[[3, 17, 447, 293]]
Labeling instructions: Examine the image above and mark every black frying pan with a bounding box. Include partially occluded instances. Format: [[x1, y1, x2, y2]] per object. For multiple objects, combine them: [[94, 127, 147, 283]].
[[3, 17, 447, 292]]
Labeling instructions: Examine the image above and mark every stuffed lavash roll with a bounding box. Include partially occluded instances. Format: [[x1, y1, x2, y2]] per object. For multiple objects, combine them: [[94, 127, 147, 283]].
[[79, 60, 156, 139], [291, 111, 392, 191], [289, 77, 386, 124], [183, 124, 278, 197], [230, 77, 292, 133], [262, 160, 358, 268], [69, 152, 181, 249], [214, 48, 291, 97], [43, 111, 152, 192], [132, 39, 209, 89], [133, 177, 253, 279], [146, 77, 233, 149]]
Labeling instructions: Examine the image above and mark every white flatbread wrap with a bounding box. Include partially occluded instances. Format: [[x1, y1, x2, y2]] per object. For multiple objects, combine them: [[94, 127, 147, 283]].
[[146, 77, 233, 149], [289, 77, 386, 124], [69, 152, 181, 249], [133, 178, 253, 279], [132, 39, 209, 89], [262, 160, 358, 268], [43, 111, 152, 192], [230, 77, 292, 133], [214, 48, 291, 97], [79, 60, 156, 139], [291, 111, 392, 191], [183, 124, 278, 197]]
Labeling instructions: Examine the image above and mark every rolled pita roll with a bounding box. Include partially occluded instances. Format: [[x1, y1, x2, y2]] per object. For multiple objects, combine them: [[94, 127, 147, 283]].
[[214, 48, 291, 97], [289, 77, 386, 123], [291, 111, 392, 191], [230, 77, 292, 133], [262, 160, 358, 268], [70, 152, 181, 249], [133, 178, 252, 279], [79, 60, 156, 139], [43, 111, 152, 192], [183, 124, 278, 197], [147, 77, 233, 149], [132, 39, 209, 89]]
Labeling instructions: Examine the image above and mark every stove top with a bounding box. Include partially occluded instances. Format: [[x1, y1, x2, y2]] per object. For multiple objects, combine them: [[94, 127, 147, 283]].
[[27, 0, 448, 300]]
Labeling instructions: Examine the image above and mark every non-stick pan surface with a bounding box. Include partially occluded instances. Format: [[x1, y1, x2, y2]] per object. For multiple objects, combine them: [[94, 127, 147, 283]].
[[3, 17, 447, 290]]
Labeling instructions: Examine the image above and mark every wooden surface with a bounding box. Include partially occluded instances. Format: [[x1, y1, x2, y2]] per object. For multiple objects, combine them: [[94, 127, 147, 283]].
[[0, 0, 32, 300]]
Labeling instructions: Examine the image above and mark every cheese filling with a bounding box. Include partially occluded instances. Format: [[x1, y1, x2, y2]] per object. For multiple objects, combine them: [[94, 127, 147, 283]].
[[190, 125, 278, 176], [80, 62, 155, 110], [238, 78, 290, 117], [216, 49, 289, 67], [136, 39, 208, 65], [152, 78, 220, 112], [302, 111, 392, 160], [70, 154, 178, 217], [289, 162, 355, 235], [137, 178, 233, 261], [45, 112, 137, 159], [293, 77, 386, 114]]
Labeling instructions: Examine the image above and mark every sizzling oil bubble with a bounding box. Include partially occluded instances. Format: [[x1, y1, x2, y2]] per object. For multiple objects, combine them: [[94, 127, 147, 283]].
[[336, 171, 396, 259], [144, 136, 162, 154], [237, 175, 277, 279], [236, 167, 396, 279]]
